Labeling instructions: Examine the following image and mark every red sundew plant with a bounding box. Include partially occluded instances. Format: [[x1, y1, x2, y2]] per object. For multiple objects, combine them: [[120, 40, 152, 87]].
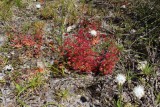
[[11, 35, 35, 48], [63, 20, 120, 75], [10, 32, 43, 58]]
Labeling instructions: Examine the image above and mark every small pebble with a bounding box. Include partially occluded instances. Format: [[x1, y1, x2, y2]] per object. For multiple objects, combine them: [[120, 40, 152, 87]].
[[0, 73, 5, 80], [3, 64, 14, 72]]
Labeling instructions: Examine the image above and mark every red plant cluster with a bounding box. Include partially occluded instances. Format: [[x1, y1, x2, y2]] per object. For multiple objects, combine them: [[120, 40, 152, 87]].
[[11, 32, 43, 57], [63, 20, 120, 75], [99, 44, 120, 75], [11, 35, 35, 48]]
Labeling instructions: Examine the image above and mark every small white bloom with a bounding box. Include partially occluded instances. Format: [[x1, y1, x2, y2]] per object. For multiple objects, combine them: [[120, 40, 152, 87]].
[[121, 5, 126, 9], [116, 74, 126, 85], [67, 26, 72, 32], [89, 30, 97, 36], [36, 4, 41, 9], [137, 61, 147, 70], [133, 85, 145, 99], [130, 29, 136, 34], [4, 64, 14, 71], [140, 35, 144, 38], [10, 51, 15, 55], [7, 55, 11, 58], [66, 25, 76, 32]]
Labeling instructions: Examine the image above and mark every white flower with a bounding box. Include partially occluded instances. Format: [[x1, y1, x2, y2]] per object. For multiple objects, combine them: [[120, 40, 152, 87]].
[[121, 5, 126, 9], [36, 4, 41, 9], [130, 29, 136, 34], [137, 61, 147, 70], [116, 74, 126, 85], [66, 25, 76, 32], [10, 51, 15, 55], [3, 64, 14, 71], [89, 30, 97, 36], [67, 26, 72, 32], [133, 85, 145, 99]]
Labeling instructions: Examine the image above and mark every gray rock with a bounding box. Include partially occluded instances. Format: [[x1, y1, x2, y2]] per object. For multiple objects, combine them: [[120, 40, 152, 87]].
[[0, 35, 6, 47]]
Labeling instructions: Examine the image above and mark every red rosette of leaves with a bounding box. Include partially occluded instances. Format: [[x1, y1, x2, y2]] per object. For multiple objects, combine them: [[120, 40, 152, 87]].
[[63, 19, 120, 75]]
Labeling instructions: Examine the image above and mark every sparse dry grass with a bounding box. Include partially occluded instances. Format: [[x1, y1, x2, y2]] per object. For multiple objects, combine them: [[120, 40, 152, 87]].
[[0, 0, 159, 107]]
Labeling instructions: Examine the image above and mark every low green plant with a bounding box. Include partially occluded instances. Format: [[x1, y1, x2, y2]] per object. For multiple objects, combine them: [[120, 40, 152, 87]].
[[13, 73, 45, 106], [126, 71, 133, 82], [55, 89, 70, 102], [28, 73, 43, 89], [22, 22, 32, 33], [115, 99, 123, 107], [40, 0, 80, 24], [115, 80, 124, 107], [15, 82, 28, 97], [15, 0, 23, 8], [40, 4, 54, 19], [14, 73, 44, 97], [0, 1, 12, 21], [141, 64, 153, 75], [0, 0, 23, 21], [50, 64, 65, 77]]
